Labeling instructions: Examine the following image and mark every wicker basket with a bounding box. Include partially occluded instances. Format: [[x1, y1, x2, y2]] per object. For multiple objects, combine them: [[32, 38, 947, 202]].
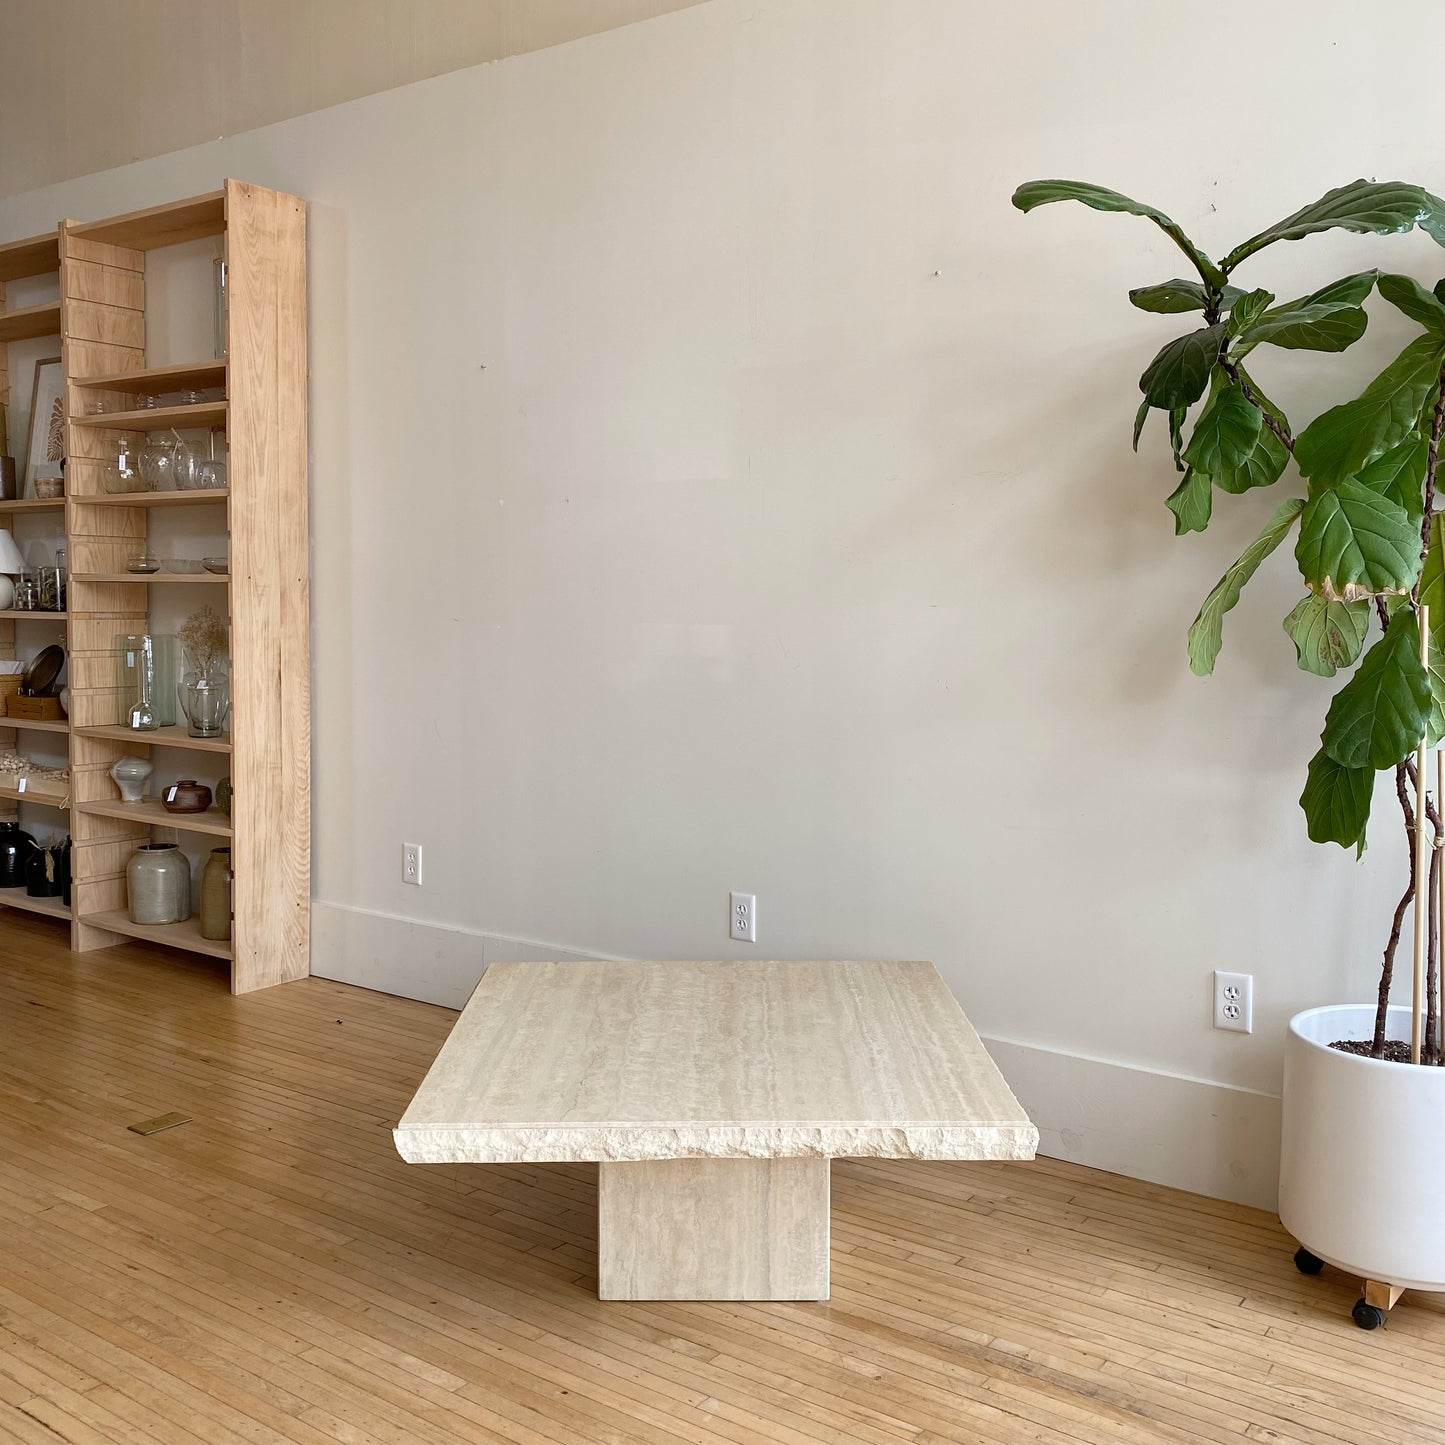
[[0, 673, 25, 717]]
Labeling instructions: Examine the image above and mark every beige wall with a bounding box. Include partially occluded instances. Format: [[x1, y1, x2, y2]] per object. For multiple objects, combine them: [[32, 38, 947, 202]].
[[3, 0, 1441, 1207], [0, 0, 708, 197]]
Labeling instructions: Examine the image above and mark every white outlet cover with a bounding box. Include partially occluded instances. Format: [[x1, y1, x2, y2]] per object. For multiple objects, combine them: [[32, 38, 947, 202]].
[[1213, 969, 1253, 1034], [730, 891, 756, 943]]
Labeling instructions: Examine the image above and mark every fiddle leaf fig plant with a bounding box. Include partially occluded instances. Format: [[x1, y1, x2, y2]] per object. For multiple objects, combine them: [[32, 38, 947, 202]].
[[1014, 177, 1445, 1060]]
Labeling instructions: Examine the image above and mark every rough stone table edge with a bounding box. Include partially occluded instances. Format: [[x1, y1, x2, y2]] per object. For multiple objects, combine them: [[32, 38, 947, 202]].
[[393, 1121, 1041, 1164]]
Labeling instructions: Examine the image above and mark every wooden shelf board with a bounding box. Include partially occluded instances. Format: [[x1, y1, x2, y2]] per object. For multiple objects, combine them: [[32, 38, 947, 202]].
[[70, 400, 226, 432], [0, 299, 61, 343], [70, 191, 226, 251], [0, 232, 60, 283], [72, 360, 225, 394], [0, 717, 69, 734], [0, 889, 70, 921], [0, 782, 67, 808], [79, 908, 231, 959], [73, 489, 228, 509], [0, 498, 65, 514], [0, 611, 67, 620], [74, 723, 231, 754], [73, 572, 227, 585], [76, 797, 232, 838]]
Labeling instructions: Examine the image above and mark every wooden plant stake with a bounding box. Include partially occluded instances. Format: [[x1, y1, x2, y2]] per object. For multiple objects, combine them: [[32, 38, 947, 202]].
[[1414, 604, 1432, 1066]]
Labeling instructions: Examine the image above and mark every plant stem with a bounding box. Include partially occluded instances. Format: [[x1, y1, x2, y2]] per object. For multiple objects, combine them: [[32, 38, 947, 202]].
[[1375, 762, 1420, 1055]]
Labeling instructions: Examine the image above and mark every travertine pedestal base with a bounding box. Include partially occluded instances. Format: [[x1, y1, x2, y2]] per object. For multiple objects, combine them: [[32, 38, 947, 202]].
[[598, 1157, 830, 1301]]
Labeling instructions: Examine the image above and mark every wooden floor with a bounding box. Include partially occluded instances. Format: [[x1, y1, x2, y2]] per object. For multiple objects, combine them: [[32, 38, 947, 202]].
[[0, 917, 1441, 1445]]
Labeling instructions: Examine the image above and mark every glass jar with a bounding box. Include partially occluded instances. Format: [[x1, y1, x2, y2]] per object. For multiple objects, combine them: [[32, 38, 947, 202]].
[[126, 843, 191, 924], [139, 434, 179, 491], [116, 633, 178, 729], [200, 847, 232, 941], [105, 436, 144, 493], [179, 663, 230, 738]]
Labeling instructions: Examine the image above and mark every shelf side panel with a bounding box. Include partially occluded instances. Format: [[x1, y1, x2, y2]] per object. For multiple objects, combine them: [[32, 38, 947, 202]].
[[61, 223, 146, 953], [226, 179, 310, 993]]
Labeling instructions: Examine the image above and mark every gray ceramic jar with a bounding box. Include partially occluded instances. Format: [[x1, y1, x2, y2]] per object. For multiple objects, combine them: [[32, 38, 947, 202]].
[[126, 842, 191, 924]]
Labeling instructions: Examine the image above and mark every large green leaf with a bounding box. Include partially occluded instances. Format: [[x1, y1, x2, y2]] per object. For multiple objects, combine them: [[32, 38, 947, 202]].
[[1140, 325, 1225, 409], [1304, 270, 1382, 307], [1226, 288, 1274, 335], [1222, 180, 1445, 270], [1183, 382, 1262, 474], [1354, 435, 1428, 526], [1322, 610, 1431, 768], [1295, 479, 1421, 600], [1377, 273, 1445, 332], [1165, 468, 1212, 535], [1132, 398, 1150, 452], [1282, 595, 1371, 676], [1013, 180, 1225, 286], [1237, 299, 1368, 353], [1187, 497, 1304, 675], [1212, 367, 1290, 495], [1428, 640, 1445, 748], [1299, 747, 1374, 851], [1130, 279, 1244, 314], [1419, 511, 1445, 642], [1294, 334, 1445, 486], [1233, 272, 1377, 355]]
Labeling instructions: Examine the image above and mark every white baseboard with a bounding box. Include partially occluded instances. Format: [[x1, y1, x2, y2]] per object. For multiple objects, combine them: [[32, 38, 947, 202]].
[[310, 899, 614, 1009], [310, 902, 1282, 1210], [983, 1036, 1281, 1212]]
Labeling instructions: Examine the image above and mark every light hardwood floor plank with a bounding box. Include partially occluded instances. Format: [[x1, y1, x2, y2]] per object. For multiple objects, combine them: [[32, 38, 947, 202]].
[[1, 913, 1442, 1445]]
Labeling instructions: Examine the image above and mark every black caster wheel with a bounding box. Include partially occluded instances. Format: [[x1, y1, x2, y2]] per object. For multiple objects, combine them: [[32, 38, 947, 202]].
[[1293, 1247, 1324, 1276], [1352, 1299, 1386, 1330]]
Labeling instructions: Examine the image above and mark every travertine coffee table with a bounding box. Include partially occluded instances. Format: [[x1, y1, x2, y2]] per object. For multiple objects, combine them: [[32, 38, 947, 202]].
[[394, 960, 1037, 1301]]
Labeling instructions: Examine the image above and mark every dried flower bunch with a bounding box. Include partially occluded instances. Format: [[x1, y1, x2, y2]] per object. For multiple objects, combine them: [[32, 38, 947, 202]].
[[178, 604, 228, 675]]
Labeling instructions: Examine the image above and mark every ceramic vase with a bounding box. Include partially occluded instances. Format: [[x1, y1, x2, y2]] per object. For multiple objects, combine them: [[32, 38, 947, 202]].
[[25, 844, 62, 897], [200, 847, 232, 941], [126, 843, 191, 924], [1281, 1004, 1445, 1297], [0, 820, 35, 887], [110, 754, 154, 803]]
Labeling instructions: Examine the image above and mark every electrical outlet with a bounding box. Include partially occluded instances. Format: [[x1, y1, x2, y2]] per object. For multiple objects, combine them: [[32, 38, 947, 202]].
[[730, 891, 756, 943], [1213, 970, 1252, 1033], [402, 843, 423, 886]]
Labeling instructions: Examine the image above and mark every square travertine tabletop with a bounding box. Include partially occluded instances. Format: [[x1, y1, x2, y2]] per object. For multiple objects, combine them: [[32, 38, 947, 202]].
[[396, 959, 1036, 1300]]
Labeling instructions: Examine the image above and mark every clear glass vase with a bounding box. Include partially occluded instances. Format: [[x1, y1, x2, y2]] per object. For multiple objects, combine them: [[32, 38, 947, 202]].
[[116, 634, 178, 730], [179, 664, 230, 738]]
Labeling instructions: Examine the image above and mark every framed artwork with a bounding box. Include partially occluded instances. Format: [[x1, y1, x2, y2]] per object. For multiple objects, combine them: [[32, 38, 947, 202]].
[[22, 356, 64, 495]]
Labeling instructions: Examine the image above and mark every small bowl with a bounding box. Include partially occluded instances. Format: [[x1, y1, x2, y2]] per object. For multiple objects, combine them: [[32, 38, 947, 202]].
[[201, 557, 229, 575], [32, 476, 64, 499], [159, 559, 205, 574], [125, 554, 161, 575]]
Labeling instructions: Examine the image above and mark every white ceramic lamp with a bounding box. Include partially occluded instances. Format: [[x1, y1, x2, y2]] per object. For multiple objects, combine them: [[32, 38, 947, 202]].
[[0, 530, 24, 611]]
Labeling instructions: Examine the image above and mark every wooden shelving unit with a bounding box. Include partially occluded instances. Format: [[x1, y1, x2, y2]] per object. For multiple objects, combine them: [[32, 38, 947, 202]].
[[0, 891, 70, 921], [0, 228, 65, 927], [75, 797, 232, 838], [74, 722, 231, 753], [0, 299, 62, 344], [0, 498, 65, 514], [0, 181, 307, 993], [71, 400, 227, 432], [74, 908, 231, 961], [79, 489, 228, 509]]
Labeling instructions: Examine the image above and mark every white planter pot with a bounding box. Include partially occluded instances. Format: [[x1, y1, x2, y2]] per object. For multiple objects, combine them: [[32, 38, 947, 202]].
[[1280, 1003, 1445, 1292]]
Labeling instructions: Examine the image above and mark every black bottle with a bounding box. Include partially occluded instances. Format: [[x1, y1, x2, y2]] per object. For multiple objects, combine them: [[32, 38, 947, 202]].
[[0, 821, 35, 888]]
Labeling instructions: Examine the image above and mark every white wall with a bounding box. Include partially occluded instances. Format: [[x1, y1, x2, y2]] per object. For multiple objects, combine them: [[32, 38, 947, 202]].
[[0, 0, 708, 197], [5, 0, 1442, 1209]]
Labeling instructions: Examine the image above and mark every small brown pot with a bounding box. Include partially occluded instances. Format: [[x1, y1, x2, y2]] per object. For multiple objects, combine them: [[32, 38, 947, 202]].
[[161, 778, 212, 813]]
